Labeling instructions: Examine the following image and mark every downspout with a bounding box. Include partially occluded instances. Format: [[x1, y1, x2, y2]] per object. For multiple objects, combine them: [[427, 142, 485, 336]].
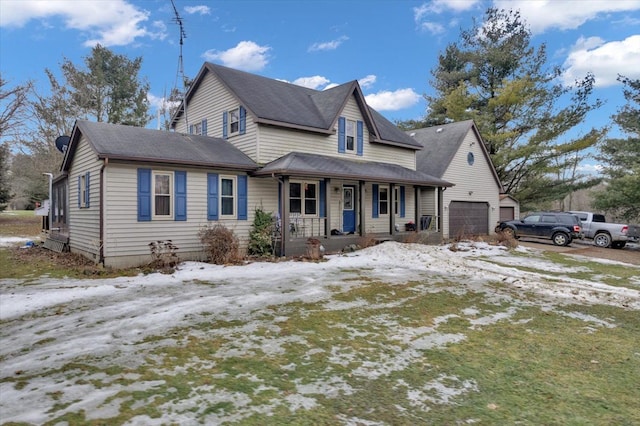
[[99, 157, 108, 266]]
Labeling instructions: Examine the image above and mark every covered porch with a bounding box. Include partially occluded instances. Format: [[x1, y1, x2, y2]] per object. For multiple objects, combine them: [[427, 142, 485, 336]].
[[254, 152, 452, 257]]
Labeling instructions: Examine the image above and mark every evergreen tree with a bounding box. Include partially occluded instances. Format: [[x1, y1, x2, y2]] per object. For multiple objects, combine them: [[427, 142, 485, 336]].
[[404, 8, 604, 209], [592, 76, 640, 222]]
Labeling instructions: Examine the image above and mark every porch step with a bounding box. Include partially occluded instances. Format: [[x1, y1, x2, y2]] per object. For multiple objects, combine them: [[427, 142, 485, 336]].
[[43, 238, 68, 253]]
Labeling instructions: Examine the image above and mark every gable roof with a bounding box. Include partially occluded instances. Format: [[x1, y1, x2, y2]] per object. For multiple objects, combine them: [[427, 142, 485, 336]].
[[61, 120, 258, 172], [172, 62, 422, 150], [254, 152, 453, 187], [409, 120, 502, 190]]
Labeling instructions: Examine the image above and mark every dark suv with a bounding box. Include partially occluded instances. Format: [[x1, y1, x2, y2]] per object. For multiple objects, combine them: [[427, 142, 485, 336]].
[[495, 212, 583, 246]]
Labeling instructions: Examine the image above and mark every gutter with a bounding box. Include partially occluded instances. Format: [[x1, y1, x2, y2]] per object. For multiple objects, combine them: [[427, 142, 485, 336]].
[[99, 157, 108, 266]]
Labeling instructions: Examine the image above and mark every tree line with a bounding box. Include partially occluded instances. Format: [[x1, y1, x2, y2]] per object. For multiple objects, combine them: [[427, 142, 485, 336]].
[[0, 8, 638, 221]]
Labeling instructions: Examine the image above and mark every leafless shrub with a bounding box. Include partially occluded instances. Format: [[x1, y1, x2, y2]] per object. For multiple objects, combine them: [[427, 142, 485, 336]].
[[495, 230, 519, 249], [198, 224, 242, 264], [148, 240, 180, 272], [357, 234, 378, 249]]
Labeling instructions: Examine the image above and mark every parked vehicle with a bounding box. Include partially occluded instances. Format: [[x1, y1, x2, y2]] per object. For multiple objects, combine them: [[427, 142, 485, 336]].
[[568, 211, 629, 249], [628, 224, 640, 243], [495, 212, 582, 246]]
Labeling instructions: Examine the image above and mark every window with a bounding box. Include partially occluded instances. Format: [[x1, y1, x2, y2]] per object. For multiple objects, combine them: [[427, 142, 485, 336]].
[[346, 119, 356, 152], [229, 108, 239, 134], [220, 176, 236, 217], [524, 215, 540, 224], [78, 171, 90, 209], [192, 122, 202, 135], [153, 171, 173, 218], [467, 152, 475, 165], [290, 181, 318, 216], [379, 186, 389, 216]]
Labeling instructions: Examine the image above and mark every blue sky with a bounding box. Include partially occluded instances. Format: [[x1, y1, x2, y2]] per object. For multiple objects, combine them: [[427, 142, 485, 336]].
[[1, 0, 639, 173]]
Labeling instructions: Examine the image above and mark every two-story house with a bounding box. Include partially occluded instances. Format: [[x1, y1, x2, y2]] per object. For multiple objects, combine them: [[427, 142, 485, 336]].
[[51, 63, 452, 268]]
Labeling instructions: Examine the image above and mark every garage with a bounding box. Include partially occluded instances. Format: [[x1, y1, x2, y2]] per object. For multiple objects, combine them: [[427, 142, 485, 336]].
[[449, 201, 489, 237]]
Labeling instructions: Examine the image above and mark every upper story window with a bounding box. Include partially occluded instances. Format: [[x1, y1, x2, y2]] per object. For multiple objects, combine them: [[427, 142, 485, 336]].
[[189, 119, 207, 136], [153, 171, 173, 219], [223, 106, 246, 138], [346, 119, 356, 152], [290, 181, 318, 216], [229, 108, 240, 134]]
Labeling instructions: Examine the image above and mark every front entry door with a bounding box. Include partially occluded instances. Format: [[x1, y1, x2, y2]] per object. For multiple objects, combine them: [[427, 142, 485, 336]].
[[342, 186, 356, 233]]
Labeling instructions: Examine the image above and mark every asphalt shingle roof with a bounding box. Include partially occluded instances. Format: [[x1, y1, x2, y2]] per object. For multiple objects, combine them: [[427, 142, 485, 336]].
[[409, 120, 475, 178], [62, 120, 258, 171], [255, 152, 453, 187], [178, 63, 422, 149]]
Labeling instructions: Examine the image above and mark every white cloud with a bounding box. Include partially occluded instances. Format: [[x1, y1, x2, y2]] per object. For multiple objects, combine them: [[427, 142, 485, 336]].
[[562, 35, 640, 87], [365, 88, 421, 111], [413, 1, 480, 34], [202, 41, 271, 71], [419, 21, 446, 35], [184, 5, 211, 15], [494, 0, 640, 34], [0, 0, 165, 47], [308, 36, 349, 52], [358, 75, 377, 89], [292, 76, 331, 90]]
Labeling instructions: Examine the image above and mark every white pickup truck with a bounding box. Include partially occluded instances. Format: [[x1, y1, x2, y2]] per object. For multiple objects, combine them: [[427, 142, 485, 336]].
[[568, 211, 629, 249]]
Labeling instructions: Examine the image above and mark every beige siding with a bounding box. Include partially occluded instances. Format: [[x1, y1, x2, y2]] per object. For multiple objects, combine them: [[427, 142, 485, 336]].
[[102, 164, 278, 268], [68, 135, 102, 260], [441, 130, 501, 238], [175, 72, 258, 160], [363, 183, 417, 234], [257, 98, 416, 169]]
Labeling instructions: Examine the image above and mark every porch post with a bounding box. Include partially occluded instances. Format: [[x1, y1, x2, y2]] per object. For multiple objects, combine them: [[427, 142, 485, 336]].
[[390, 183, 396, 235], [359, 180, 366, 236], [324, 178, 331, 238], [437, 186, 444, 232], [414, 186, 420, 232], [282, 176, 290, 255]]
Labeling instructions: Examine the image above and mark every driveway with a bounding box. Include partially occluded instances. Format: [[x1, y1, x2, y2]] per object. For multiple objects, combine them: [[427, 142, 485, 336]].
[[518, 239, 640, 265]]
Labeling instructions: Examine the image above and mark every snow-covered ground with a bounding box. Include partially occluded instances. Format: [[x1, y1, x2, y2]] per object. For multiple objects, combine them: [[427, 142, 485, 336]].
[[1, 241, 639, 424]]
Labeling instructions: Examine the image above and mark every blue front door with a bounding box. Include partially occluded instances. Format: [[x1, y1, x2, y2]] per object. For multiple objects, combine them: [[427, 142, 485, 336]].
[[342, 186, 356, 233]]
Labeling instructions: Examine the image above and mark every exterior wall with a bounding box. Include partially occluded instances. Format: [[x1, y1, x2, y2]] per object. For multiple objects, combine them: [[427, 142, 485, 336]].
[[441, 130, 501, 238], [362, 182, 416, 234], [68, 135, 102, 261], [175, 72, 258, 160], [102, 163, 278, 268], [257, 98, 416, 169]]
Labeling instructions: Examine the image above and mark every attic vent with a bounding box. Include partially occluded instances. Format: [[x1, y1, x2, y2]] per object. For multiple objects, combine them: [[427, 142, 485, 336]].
[[436, 128, 443, 133]]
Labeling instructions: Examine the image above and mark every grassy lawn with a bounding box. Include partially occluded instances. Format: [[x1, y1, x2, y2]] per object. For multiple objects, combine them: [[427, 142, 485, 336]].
[[1, 217, 639, 424], [0, 210, 42, 237]]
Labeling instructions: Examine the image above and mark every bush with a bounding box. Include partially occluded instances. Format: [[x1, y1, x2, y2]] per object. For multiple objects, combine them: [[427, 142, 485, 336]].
[[199, 224, 242, 264], [495, 229, 519, 249], [148, 240, 179, 272], [248, 208, 274, 257]]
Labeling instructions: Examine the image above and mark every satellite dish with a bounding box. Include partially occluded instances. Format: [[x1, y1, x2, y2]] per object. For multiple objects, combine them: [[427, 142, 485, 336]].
[[55, 136, 70, 153]]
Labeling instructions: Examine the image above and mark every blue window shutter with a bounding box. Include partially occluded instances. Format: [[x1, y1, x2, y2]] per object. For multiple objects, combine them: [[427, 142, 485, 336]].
[[239, 106, 246, 135], [222, 112, 228, 139], [338, 117, 346, 153], [400, 186, 406, 218], [372, 184, 379, 218], [202, 119, 207, 136], [77, 176, 81, 209], [85, 171, 90, 208], [319, 179, 326, 217], [207, 173, 219, 220], [175, 171, 187, 221], [237, 175, 248, 220], [356, 120, 364, 156], [137, 168, 151, 221], [189, 124, 193, 134]]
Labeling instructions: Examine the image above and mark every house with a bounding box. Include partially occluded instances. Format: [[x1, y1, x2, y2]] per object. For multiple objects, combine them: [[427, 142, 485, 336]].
[[51, 63, 453, 268], [409, 120, 516, 239]]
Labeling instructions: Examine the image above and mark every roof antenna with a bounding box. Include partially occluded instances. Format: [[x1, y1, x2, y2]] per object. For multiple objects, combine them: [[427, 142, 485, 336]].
[[171, 0, 189, 129]]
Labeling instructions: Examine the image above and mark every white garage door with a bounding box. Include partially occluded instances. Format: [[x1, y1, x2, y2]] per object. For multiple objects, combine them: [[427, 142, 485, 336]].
[[449, 201, 489, 237]]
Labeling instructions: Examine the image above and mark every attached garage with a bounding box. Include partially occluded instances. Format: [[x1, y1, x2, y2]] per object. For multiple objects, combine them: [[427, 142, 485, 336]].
[[449, 201, 489, 237]]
